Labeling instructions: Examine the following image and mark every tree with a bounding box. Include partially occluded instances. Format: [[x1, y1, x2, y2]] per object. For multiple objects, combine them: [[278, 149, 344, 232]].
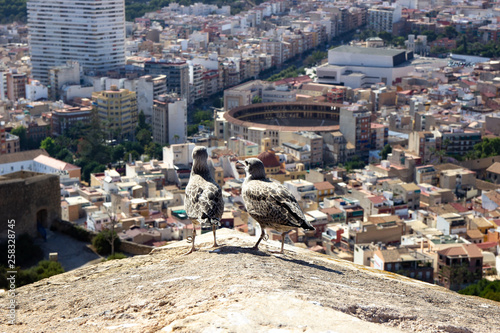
[[11, 126, 28, 150], [421, 30, 437, 42], [145, 142, 162, 159], [392, 36, 406, 47], [252, 95, 262, 104], [173, 134, 180, 144], [430, 146, 447, 164], [380, 144, 392, 160], [112, 144, 126, 162], [136, 110, 151, 133], [212, 97, 223, 109], [92, 230, 121, 255], [430, 46, 449, 57], [461, 35, 468, 54], [345, 156, 365, 172], [136, 128, 152, 146], [377, 31, 392, 44], [194, 109, 212, 123], [444, 26, 458, 39], [40, 137, 57, 156]]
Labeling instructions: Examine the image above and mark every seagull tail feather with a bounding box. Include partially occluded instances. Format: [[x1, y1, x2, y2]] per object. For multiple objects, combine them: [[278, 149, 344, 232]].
[[201, 213, 221, 227], [301, 222, 315, 231]]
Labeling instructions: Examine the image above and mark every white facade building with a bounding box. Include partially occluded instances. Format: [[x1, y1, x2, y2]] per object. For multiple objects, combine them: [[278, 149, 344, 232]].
[[0, 151, 79, 182], [152, 94, 188, 146], [163, 143, 195, 168], [0, 69, 7, 101], [317, 46, 415, 88], [367, 5, 402, 33], [48, 61, 81, 101], [28, 0, 126, 85], [25, 80, 48, 101]]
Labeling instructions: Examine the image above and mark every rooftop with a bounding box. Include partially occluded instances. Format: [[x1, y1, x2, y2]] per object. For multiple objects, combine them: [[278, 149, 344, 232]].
[[330, 45, 405, 57], [0, 149, 48, 165], [34, 155, 79, 171]]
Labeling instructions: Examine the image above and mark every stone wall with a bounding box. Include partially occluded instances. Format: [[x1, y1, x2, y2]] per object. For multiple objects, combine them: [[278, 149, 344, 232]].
[[119, 240, 153, 255], [0, 171, 61, 239], [460, 155, 500, 177]]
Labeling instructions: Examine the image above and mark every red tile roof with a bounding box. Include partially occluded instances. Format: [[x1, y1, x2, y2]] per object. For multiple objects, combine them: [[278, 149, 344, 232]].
[[449, 202, 469, 213], [314, 181, 335, 191], [476, 242, 497, 250]]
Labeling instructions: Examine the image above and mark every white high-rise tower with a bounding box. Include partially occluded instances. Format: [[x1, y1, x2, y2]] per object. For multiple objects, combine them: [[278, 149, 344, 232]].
[[28, 0, 126, 85]]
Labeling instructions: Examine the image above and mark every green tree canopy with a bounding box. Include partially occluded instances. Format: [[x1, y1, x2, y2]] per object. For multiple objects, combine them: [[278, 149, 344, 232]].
[[421, 30, 438, 42], [380, 144, 392, 160], [444, 26, 458, 39], [252, 95, 262, 104], [11, 126, 36, 151], [459, 279, 500, 302], [136, 128, 152, 146], [40, 137, 58, 156]]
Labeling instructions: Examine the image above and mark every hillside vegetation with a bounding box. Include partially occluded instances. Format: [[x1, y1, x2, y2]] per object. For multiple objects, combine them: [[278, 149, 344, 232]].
[[0, 0, 27, 24], [0, 0, 258, 24]]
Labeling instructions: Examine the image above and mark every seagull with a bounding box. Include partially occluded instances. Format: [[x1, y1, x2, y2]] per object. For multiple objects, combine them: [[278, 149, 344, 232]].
[[184, 146, 224, 255], [239, 158, 315, 254]]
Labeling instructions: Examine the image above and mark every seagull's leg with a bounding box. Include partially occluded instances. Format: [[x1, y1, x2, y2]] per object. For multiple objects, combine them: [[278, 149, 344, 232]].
[[280, 232, 286, 254], [252, 227, 265, 250], [268, 232, 286, 254], [212, 224, 219, 248], [184, 227, 197, 255]]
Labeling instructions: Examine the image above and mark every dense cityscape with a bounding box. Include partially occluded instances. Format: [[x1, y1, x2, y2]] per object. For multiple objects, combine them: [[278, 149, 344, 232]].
[[2, 0, 500, 315]]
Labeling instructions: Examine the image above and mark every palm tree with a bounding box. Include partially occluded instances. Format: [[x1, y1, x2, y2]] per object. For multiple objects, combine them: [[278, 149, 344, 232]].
[[464, 150, 478, 161], [429, 146, 447, 164]]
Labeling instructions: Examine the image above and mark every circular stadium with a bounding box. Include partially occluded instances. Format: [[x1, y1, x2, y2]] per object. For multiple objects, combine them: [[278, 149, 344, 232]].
[[223, 102, 344, 132]]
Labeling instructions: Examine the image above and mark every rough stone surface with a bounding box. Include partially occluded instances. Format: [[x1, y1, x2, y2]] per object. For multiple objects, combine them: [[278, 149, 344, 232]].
[[0, 171, 61, 238], [2, 229, 499, 332]]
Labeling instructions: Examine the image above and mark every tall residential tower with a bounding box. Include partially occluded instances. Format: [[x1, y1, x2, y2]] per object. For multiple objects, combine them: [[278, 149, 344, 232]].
[[28, 0, 126, 85]]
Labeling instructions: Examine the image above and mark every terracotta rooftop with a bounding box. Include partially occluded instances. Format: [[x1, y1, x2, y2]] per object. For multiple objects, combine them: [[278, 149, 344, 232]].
[[476, 241, 498, 250], [314, 181, 335, 191], [438, 244, 482, 258], [320, 207, 343, 215], [34, 155, 79, 171], [486, 162, 500, 175], [466, 229, 484, 239], [0, 149, 48, 165], [257, 150, 281, 168]]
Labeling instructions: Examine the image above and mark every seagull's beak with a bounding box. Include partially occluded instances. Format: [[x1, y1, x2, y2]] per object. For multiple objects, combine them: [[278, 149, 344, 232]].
[[235, 160, 245, 169]]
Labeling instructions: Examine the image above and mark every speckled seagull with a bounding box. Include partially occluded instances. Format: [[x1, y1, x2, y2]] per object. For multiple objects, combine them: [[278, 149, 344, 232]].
[[240, 158, 315, 254], [185, 146, 224, 255]]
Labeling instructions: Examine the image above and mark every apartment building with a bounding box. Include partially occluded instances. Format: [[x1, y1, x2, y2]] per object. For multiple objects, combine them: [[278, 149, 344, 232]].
[[0, 122, 20, 155], [152, 94, 187, 146], [144, 60, 190, 103], [6, 72, 27, 101], [92, 86, 138, 140], [339, 105, 371, 162], [436, 243, 483, 290], [51, 105, 93, 136], [48, 61, 81, 101], [28, 0, 125, 85], [367, 5, 402, 33]]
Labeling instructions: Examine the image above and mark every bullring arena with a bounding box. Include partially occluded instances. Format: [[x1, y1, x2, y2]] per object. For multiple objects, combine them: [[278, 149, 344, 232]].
[[217, 102, 345, 145]]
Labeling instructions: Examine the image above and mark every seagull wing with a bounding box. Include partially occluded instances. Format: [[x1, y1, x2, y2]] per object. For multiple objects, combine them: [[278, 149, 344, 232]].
[[244, 180, 308, 228], [269, 183, 309, 228], [186, 175, 223, 222]]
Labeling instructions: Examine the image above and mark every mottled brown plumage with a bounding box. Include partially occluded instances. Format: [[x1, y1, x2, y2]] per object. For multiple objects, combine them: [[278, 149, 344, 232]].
[[185, 146, 224, 254], [241, 158, 314, 253]]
